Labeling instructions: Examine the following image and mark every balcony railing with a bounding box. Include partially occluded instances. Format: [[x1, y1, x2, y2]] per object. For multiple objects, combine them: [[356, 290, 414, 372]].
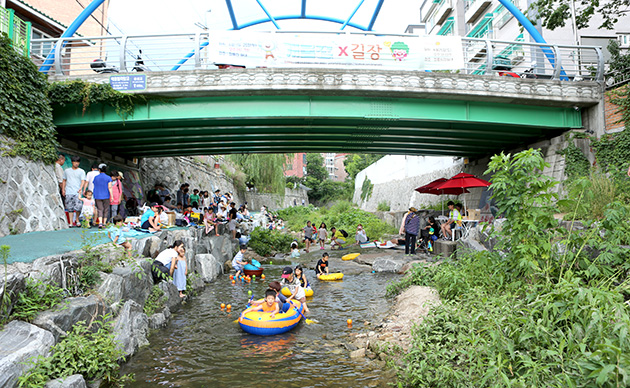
[[0, 6, 31, 56]]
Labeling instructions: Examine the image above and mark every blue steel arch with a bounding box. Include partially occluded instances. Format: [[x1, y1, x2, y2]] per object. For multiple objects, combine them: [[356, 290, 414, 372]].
[[40, 0, 561, 74]]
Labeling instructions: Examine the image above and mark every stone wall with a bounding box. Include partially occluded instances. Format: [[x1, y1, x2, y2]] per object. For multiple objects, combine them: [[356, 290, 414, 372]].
[[140, 156, 241, 205], [244, 187, 309, 211], [0, 155, 67, 238]]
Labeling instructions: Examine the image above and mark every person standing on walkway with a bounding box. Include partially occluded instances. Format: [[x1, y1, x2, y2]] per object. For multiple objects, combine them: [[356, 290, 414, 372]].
[[62, 156, 86, 227], [93, 163, 113, 228], [55, 154, 65, 205], [85, 163, 100, 193], [403, 207, 420, 255], [109, 170, 123, 219]]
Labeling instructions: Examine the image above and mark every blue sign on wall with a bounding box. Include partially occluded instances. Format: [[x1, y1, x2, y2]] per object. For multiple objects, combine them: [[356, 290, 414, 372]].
[[109, 74, 146, 91]]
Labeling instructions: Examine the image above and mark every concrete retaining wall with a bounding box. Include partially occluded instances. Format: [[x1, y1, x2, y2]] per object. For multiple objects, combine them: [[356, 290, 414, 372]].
[[0, 155, 67, 238]]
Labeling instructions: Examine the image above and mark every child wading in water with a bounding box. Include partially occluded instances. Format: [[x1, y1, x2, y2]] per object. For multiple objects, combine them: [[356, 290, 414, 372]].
[[172, 246, 187, 298], [317, 223, 328, 250]]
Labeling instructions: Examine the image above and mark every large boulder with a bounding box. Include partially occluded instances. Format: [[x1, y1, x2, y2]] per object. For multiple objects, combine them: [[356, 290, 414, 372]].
[[372, 257, 405, 273], [31, 253, 79, 288], [107, 260, 153, 306], [132, 236, 162, 259], [0, 273, 25, 319], [32, 295, 110, 343], [0, 320, 55, 388], [157, 281, 182, 311], [113, 300, 149, 358], [148, 306, 171, 329], [96, 273, 124, 306], [45, 374, 87, 388], [195, 254, 223, 282]]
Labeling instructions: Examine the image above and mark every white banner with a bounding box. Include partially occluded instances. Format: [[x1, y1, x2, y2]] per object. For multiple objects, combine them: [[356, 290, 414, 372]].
[[206, 31, 464, 71]]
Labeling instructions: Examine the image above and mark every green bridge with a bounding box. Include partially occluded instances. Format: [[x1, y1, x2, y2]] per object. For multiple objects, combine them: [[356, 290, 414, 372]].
[[51, 69, 600, 158]]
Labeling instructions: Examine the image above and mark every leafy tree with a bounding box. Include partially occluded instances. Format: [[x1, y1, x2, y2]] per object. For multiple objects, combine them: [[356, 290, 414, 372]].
[[228, 154, 288, 195], [344, 154, 383, 181], [607, 39, 630, 79], [305, 153, 328, 182], [530, 0, 629, 30]]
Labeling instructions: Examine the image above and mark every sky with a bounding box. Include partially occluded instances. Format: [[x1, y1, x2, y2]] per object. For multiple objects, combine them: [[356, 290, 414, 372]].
[[106, 0, 423, 36]]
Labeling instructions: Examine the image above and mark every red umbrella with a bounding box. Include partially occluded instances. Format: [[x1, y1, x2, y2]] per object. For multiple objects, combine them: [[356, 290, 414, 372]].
[[416, 178, 470, 195], [415, 178, 470, 215], [435, 173, 491, 190], [435, 173, 491, 212]]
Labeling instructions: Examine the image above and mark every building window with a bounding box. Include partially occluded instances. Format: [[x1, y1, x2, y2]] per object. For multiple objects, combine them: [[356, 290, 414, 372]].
[[619, 34, 630, 48], [31, 28, 54, 58]]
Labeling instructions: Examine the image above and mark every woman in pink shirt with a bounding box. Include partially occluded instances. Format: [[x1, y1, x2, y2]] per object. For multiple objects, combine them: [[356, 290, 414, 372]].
[[110, 171, 123, 218]]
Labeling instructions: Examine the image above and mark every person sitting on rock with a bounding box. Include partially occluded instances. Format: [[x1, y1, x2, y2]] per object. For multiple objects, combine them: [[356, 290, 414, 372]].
[[140, 202, 161, 232], [152, 240, 185, 283], [108, 215, 132, 254], [316, 252, 330, 276]]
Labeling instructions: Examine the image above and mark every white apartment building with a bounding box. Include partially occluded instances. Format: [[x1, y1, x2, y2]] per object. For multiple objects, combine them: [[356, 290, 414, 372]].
[[419, 0, 630, 74]]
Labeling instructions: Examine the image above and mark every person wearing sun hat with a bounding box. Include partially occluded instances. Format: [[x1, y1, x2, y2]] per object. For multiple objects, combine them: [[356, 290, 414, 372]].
[[401, 207, 420, 255]]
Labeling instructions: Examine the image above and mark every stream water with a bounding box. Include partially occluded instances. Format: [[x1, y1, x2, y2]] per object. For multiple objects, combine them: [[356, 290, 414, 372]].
[[121, 263, 398, 387]]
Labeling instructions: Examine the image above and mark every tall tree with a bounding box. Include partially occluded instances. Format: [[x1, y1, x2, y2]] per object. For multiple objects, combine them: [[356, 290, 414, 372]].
[[530, 0, 629, 30], [305, 153, 328, 182], [228, 154, 288, 195], [344, 154, 383, 181]]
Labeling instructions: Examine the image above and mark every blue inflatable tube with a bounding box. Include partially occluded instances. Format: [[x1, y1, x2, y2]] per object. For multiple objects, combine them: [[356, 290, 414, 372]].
[[238, 300, 303, 335]]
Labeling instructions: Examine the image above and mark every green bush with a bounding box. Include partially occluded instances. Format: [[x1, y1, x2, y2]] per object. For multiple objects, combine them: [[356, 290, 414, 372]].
[[10, 278, 65, 322], [19, 318, 133, 387], [248, 227, 295, 257], [0, 34, 58, 163], [376, 201, 390, 211], [388, 149, 630, 387], [278, 201, 396, 241], [143, 285, 166, 316]]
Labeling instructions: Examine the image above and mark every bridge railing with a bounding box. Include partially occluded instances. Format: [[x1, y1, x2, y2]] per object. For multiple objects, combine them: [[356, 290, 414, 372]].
[[32, 31, 604, 82]]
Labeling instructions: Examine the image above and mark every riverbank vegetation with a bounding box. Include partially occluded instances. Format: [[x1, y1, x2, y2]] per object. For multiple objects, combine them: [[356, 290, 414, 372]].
[[18, 318, 133, 388], [387, 149, 630, 387], [278, 201, 396, 241]]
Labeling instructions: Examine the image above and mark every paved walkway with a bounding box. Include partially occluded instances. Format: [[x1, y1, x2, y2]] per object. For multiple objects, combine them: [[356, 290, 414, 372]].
[[0, 228, 112, 264]]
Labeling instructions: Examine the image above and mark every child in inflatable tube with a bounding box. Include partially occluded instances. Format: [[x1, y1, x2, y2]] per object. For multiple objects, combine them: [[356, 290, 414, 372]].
[[241, 289, 279, 319]]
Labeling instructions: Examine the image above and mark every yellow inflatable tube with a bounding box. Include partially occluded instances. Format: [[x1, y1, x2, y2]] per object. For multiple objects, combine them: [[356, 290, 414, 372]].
[[317, 273, 344, 281], [342, 253, 360, 261], [281, 286, 314, 297]]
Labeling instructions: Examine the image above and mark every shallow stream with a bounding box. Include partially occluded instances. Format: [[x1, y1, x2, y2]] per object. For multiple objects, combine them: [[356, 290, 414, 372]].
[[121, 263, 398, 387]]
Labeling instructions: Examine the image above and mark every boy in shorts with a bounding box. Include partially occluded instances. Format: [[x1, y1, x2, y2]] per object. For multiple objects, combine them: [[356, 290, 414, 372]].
[[232, 244, 248, 278], [302, 221, 316, 253]]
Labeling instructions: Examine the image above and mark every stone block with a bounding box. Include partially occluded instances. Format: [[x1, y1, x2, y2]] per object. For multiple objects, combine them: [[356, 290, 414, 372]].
[[32, 295, 110, 343], [0, 273, 25, 319], [372, 257, 405, 273], [110, 262, 153, 306], [195, 253, 223, 282], [158, 281, 182, 311], [45, 374, 87, 388], [0, 321, 55, 388], [435, 240, 457, 258], [113, 300, 149, 358], [31, 253, 79, 288]]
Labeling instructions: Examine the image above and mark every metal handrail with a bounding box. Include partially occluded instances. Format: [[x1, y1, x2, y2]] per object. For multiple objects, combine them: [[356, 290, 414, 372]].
[[31, 32, 605, 82]]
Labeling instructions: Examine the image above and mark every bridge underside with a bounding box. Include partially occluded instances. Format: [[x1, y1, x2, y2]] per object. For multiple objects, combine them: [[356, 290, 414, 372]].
[[53, 96, 582, 158]]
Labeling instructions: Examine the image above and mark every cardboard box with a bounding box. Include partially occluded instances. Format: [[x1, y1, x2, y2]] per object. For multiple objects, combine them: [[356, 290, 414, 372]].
[[466, 209, 481, 221], [166, 211, 176, 226], [125, 216, 140, 224]]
